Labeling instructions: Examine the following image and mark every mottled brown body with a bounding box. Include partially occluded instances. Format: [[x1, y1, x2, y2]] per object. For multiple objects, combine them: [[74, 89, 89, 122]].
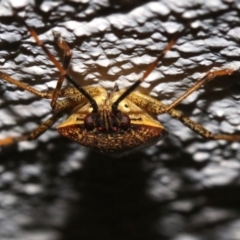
[[55, 87, 167, 155]]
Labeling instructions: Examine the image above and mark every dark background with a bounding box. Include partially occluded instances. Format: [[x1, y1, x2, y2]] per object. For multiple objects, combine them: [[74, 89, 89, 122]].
[[1, 0, 240, 239]]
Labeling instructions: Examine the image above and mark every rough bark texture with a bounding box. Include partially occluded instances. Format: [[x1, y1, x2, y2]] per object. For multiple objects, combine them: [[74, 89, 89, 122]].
[[0, 0, 240, 239]]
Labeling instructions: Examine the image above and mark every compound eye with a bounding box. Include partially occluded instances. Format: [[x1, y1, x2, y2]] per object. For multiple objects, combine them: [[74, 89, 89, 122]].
[[84, 114, 95, 130], [119, 113, 130, 129]]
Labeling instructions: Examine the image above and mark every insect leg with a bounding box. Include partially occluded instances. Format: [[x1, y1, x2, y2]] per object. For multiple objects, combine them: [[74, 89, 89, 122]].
[[165, 68, 236, 112], [0, 112, 62, 146], [51, 31, 72, 109], [168, 108, 240, 141], [51, 32, 99, 112], [23, 26, 69, 109], [0, 98, 78, 146], [0, 72, 79, 99], [12, 10, 73, 108], [0, 71, 52, 99]]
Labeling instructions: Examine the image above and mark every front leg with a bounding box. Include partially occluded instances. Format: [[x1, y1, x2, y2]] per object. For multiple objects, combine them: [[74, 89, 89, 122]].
[[13, 11, 72, 110], [51, 31, 73, 109]]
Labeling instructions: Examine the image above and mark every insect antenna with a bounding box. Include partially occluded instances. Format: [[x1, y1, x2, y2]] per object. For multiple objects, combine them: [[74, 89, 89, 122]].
[[12, 8, 98, 112], [111, 24, 189, 114]]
